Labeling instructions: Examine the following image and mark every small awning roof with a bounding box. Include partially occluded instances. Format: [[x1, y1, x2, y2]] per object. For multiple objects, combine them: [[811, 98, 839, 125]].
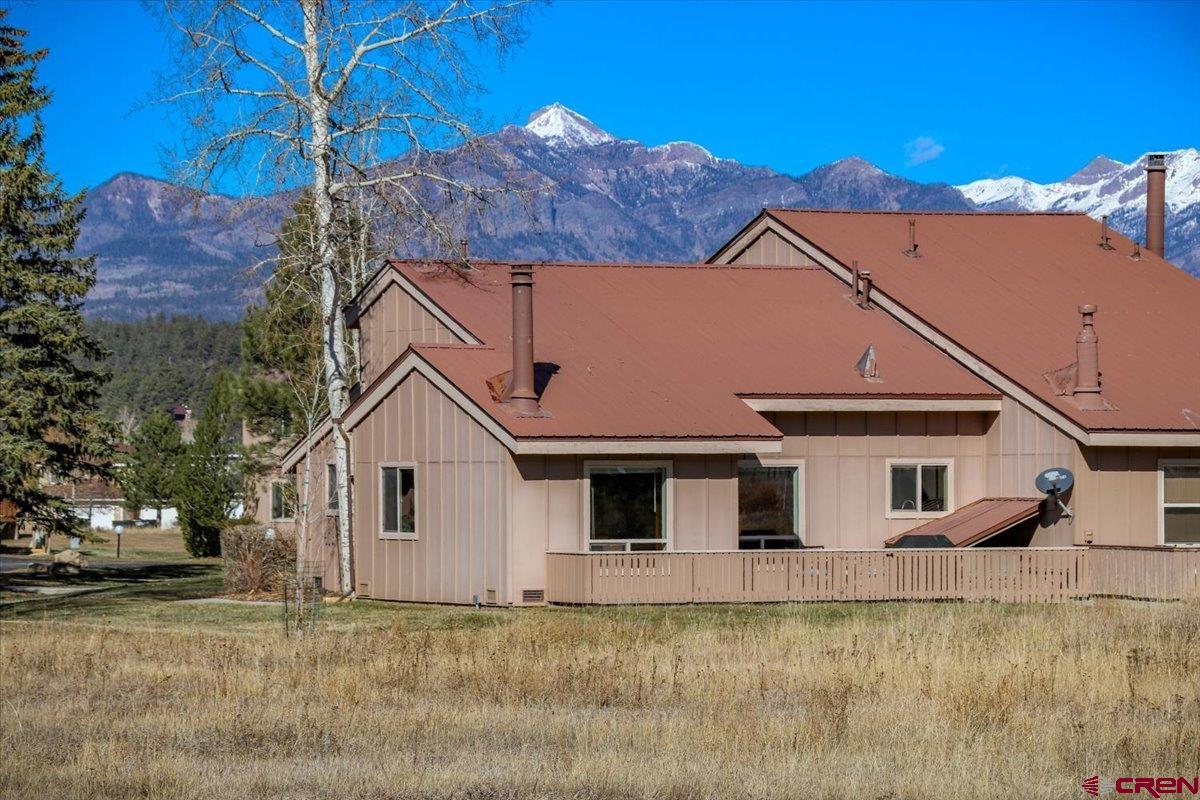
[[884, 498, 1044, 548]]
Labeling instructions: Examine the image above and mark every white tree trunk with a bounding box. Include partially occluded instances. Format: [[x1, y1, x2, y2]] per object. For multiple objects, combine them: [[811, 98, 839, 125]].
[[303, 0, 353, 595]]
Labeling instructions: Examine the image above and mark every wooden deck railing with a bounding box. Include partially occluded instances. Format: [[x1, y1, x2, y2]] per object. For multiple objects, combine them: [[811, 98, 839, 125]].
[[1087, 546, 1200, 601], [546, 546, 1199, 605]]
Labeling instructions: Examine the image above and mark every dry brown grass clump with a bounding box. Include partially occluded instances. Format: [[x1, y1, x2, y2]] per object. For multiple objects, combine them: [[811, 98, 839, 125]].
[[2, 600, 1198, 799]]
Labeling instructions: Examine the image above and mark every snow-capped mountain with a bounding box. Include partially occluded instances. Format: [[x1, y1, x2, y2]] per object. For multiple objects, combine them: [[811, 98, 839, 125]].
[[79, 105, 1197, 320], [957, 149, 1200, 270], [523, 103, 615, 148]]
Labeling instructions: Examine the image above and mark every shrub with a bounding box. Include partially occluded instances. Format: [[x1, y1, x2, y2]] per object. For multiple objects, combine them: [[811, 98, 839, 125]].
[[220, 522, 295, 595]]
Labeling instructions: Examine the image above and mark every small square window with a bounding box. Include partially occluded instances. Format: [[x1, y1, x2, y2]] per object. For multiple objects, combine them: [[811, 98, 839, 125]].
[[381, 465, 416, 537], [889, 461, 951, 517]]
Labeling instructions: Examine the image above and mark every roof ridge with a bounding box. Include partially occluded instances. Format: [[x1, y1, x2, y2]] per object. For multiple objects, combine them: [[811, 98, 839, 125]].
[[767, 208, 1088, 217], [412, 343, 495, 351], [392, 259, 822, 272]]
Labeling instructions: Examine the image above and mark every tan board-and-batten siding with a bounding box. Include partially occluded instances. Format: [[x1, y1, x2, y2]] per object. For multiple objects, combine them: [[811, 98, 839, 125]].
[[1074, 444, 1200, 547], [729, 229, 819, 267], [350, 370, 510, 605], [357, 278, 462, 386], [764, 410, 989, 548]]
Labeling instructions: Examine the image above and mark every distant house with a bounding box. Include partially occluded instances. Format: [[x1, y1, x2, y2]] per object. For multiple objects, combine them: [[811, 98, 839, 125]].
[[171, 405, 196, 444], [282, 154, 1199, 604], [44, 475, 130, 531]]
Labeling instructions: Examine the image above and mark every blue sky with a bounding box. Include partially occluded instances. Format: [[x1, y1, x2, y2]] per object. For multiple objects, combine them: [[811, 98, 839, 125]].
[[9, 0, 1199, 193]]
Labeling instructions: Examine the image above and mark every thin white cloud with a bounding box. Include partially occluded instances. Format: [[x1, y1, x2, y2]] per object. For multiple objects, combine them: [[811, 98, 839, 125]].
[[904, 136, 945, 166]]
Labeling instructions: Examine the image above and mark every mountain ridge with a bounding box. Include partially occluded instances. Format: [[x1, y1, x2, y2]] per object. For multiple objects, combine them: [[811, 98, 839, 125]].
[[79, 105, 1199, 320]]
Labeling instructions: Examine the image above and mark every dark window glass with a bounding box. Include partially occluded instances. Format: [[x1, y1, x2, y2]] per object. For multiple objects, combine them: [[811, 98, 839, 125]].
[[891, 465, 918, 511], [738, 465, 800, 549], [270, 481, 294, 520], [381, 466, 416, 535], [589, 468, 665, 549], [1164, 507, 1200, 545], [398, 468, 415, 534], [920, 464, 948, 512], [382, 467, 398, 533], [327, 463, 338, 510]]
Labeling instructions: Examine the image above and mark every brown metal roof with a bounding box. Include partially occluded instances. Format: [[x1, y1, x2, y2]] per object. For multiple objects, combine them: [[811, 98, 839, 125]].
[[381, 261, 996, 441], [761, 210, 1200, 433], [884, 497, 1043, 548]]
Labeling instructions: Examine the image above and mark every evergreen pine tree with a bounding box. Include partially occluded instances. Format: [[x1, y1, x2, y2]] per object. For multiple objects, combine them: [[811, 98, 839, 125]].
[[174, 371, 242, 557], [120, 409, 183, 527], [241, 192, 366, 442], [0, 14, 110, 535]]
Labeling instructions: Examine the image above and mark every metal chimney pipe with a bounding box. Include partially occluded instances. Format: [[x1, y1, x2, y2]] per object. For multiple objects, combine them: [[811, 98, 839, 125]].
[[459, 238, 470, 262], [1145, 154, 1167, 258], [508, 265, 539, 416], [858, 270, 873, 309], [1073, 304, 1103, 410], [851, 259, 860, 301]]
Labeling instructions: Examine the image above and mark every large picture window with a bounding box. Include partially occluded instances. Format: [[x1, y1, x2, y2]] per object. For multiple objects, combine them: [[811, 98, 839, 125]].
[[586, 463, 670, 551], [270, 480, 295, 521], [380, 464, 416, 539], [887, 459, 952, 518], [738, 459, 803, 549], [1161, 461, 1200, 546]]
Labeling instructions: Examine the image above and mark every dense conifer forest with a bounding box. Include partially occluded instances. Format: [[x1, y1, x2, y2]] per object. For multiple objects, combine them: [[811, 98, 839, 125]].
[[87, 314, 242, 420]]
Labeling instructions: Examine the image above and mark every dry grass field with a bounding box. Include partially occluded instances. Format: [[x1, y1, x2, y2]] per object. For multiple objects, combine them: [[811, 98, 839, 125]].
[[78, 527, 196, 561], [2, 585, 1198, 800]]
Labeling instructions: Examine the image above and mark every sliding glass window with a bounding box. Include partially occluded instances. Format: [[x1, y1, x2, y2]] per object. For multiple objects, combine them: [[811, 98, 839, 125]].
[[587, 464, 669, 552], [738, 460, 803, 549]]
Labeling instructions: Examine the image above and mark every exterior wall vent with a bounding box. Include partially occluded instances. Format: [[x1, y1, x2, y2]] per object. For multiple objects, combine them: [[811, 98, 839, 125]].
[[521, 588, 545, 604], [357, 582, 370, 596], [485, 588, 497, 605]]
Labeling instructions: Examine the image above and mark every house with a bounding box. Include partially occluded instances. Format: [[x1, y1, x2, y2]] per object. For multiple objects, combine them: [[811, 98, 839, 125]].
[[170, 405, 196, 444], [281, 155, 1200, 605], [245, 420, 339, 573]]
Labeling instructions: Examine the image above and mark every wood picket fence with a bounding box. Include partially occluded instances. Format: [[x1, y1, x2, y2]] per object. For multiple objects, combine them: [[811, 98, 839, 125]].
[[545, 546, 1200, 605]]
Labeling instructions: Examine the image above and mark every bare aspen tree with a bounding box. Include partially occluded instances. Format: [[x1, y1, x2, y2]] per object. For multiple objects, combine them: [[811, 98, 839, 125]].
[[153, 0, 531, 594]]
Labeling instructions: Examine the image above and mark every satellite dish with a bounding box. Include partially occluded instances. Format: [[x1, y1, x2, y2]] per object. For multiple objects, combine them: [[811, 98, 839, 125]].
[[1035, 467, 1074, 517], [1035, 467, 1074, 496]]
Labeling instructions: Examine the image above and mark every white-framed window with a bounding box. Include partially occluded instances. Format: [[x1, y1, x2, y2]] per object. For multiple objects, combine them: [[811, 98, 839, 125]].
[[737, 457, 805, 549], [1160, 460, 1200, 546], [886, 458, 953, 519], [584, 461, 672, 552], [326, 463, 339, 514], [380, 462, 416, 540], [269, 480, 295, 521]]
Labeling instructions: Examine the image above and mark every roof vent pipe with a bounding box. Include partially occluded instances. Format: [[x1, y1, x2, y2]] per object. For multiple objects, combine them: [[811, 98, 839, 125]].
[[459, 238, 470, 262], [1145, 154, 1167, 258], [1073, 304, 1103, 410], [508, 265, 540, 416], [1098, 215, 1113, 250], [851, 259, 861, 301], [904, 218, 919, 257], [858, 270, 873, 309]]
